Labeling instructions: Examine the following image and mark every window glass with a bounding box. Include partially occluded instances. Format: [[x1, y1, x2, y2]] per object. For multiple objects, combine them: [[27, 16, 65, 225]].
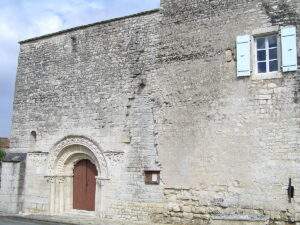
[[257, 38, 265, 49], [269, 48, 277, 60], [256, 35, 278, 74], [269, 60, 278, 72], [152, 173, 158, 182], [257, 50, 266, 61], [268, 35, 277, 48], [258, 62, 267, 73]]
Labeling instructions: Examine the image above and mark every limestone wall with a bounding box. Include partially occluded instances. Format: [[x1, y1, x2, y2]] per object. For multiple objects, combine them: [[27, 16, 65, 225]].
[[152, 0, 300, 223], [0, 161, 25, 213], [8, 0, 300, 224], [22, 152, 49, 213]]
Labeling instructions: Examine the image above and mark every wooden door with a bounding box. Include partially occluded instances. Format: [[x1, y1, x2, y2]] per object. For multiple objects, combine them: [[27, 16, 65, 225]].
[[73, 159, 98, 211]]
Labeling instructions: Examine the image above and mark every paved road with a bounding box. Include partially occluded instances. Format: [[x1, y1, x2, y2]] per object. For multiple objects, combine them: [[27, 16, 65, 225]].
[[0, 217, 70, 225]]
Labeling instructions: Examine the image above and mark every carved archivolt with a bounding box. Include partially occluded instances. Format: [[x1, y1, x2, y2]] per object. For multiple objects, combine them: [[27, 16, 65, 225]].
[[48, 136, 109, 178]]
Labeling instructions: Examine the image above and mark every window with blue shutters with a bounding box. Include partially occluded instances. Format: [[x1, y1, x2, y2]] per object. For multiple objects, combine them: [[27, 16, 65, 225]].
[[236, 25, 297, 78]]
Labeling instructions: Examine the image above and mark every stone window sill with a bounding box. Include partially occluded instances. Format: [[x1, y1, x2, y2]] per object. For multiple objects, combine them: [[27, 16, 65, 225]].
[[251, 71, 283, 80]]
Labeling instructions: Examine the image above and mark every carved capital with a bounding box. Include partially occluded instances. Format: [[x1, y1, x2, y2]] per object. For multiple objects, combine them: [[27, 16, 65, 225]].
[[96, 176, 110, 186], [104, 151, 124, 166], [57, 176, 65, 183], [45, 176, 55, 183]]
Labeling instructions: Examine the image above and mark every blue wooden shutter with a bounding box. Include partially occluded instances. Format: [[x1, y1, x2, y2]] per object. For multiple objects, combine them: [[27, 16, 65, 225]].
[[236, 35, 251, 77], [281, 26, 297, 72]]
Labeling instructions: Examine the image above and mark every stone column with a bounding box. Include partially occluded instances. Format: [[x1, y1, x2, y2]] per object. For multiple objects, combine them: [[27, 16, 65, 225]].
[[95, 177, 110, 218], [58, 177, 65, 214], [46, 176, 56, 214], [64, 176, 73, 211]]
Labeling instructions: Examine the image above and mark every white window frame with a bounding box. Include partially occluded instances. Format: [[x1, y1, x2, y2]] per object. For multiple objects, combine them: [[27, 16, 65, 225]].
[[251, 29, 282, 80]]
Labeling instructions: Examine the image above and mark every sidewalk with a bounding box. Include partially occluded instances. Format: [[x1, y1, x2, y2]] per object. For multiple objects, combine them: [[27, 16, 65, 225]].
[[0, 212, 166, 225], [0, 216, 68, 225]]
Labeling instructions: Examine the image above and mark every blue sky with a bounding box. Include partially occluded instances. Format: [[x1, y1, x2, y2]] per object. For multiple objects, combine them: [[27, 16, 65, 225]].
[[0, 0, 160, 137]]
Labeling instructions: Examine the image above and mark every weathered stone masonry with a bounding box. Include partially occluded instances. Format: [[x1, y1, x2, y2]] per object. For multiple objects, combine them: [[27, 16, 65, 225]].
[[1, 0, 300, 224]]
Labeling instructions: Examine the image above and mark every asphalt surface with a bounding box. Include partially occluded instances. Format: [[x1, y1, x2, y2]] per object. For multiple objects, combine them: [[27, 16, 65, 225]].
[[0, 217, 70, 225]]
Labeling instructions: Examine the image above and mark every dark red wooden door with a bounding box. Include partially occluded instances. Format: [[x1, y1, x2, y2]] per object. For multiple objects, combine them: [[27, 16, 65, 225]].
[[73, 159, 98, 211]]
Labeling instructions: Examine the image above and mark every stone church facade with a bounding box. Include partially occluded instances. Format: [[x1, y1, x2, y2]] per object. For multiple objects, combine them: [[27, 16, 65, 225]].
[[1, 0, 300, 224]]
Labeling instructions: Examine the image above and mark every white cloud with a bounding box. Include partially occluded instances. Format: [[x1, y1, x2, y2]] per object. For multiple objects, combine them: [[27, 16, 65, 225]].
[[34, 14, 64, 36], [19, 0, 106, 38], [0, 23, 18, 40]]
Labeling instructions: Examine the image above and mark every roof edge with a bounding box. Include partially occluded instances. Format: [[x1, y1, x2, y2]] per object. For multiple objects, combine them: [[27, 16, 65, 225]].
[[19, 8, 160, 44]]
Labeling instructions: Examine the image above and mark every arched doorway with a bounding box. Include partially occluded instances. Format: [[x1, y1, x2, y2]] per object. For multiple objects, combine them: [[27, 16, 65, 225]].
[[73, 159, 98, 211], [47, 136, 110, 215]]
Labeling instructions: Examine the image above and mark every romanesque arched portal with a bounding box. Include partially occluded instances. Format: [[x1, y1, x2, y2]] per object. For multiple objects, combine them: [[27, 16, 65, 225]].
[[46, 136, 109, 215]]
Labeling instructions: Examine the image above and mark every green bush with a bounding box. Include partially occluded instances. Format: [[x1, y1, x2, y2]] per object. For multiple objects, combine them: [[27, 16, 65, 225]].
[[0, 149, 5, 161]]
